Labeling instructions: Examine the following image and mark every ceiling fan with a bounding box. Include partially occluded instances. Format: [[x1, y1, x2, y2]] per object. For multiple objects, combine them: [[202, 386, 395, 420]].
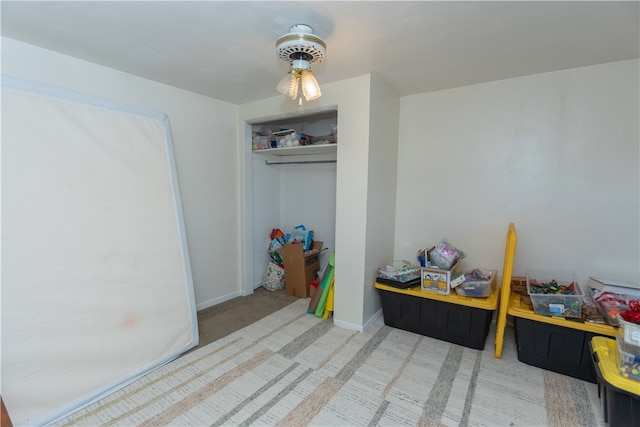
[[275, 24, 326, 104]]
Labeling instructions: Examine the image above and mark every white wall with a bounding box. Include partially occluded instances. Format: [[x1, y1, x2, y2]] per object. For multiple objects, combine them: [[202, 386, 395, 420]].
[[363, 74, 401, 325], [395, 59, 640, 287], [240, 75, 377, 329], [279, 161, 337, 269], [249, 154, 285, 288], [2, 37, 242, 308], [329, 75, 381, 330]]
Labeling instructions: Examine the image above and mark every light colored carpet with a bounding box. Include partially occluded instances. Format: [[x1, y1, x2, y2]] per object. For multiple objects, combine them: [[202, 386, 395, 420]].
[[55, 299, 605, 426]]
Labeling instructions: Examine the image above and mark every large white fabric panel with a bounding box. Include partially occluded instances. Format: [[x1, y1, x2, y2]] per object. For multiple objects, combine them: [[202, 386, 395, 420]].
[[1, 76, 198, 426]]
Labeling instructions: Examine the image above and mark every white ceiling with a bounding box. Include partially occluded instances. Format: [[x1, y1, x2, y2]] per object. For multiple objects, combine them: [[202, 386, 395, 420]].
[[2, 1, 639, 105]]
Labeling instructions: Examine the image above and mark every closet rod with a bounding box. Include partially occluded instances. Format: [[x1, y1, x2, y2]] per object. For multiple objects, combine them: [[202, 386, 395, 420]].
[[264, 159, 337, 166]]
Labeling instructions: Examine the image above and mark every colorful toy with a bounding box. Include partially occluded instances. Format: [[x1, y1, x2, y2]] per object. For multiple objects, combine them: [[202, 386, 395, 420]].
[[621, 299, 640, 324]]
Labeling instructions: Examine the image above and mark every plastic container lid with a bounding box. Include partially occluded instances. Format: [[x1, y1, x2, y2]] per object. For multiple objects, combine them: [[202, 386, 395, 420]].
[[374, 281, 499, 310], [591, 336, 640, 394], [618, 315, 640, 350]]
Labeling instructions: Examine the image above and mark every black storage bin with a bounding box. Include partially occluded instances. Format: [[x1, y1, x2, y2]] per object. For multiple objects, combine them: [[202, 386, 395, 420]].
[[514, 317, 604, 383], [595, 369, 640, 426], [591, 336, 640, 427], [378, 287, 494, 350]]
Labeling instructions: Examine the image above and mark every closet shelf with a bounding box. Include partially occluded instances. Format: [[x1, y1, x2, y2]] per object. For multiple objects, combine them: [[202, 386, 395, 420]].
[[252, 144, 336, 156], [264, 159, 336, 166]]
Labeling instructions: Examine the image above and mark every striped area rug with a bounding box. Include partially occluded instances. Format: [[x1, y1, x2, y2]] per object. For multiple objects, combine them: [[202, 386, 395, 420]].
[[56, 299, 605, 426]]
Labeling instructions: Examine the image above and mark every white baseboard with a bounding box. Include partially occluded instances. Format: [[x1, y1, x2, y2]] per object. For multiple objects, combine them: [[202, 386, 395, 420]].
[[333, 307, 383, 332], [333, 318, 363, 332], [196, 290, 243, 311], [363, 307, 383, 331]]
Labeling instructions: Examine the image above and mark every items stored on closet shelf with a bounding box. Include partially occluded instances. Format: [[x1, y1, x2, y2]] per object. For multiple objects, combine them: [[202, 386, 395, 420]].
[[252, 128, 299, 149], [252, 125, 337, 150], [272, 129, 300, 148]]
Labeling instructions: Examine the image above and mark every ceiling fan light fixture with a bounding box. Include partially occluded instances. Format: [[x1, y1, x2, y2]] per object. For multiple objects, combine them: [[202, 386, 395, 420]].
[[277, 68, 299, 100], [275, 24, 325, 102], [300, 69, 321, 101]]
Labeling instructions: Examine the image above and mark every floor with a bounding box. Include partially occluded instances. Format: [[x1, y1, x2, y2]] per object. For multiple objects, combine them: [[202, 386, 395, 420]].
[[193, 286, 299, 350]]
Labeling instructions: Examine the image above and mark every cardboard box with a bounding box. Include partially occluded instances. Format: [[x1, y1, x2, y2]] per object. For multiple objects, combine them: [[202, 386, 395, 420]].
[[282, 241, 323, 298], [420, 258, 462, 295]]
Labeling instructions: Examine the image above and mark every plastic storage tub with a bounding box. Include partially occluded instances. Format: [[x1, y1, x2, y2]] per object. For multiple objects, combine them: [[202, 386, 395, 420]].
[[617, 316, 640, 351], [514, 316, 603, 383], [616, 337, 640, 383], [377, 261, 421, 283], [591, 336, 640, 426], [455, 269, 498, 297], [527, 270, 583, 318], [375, 281, 498, 350]]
